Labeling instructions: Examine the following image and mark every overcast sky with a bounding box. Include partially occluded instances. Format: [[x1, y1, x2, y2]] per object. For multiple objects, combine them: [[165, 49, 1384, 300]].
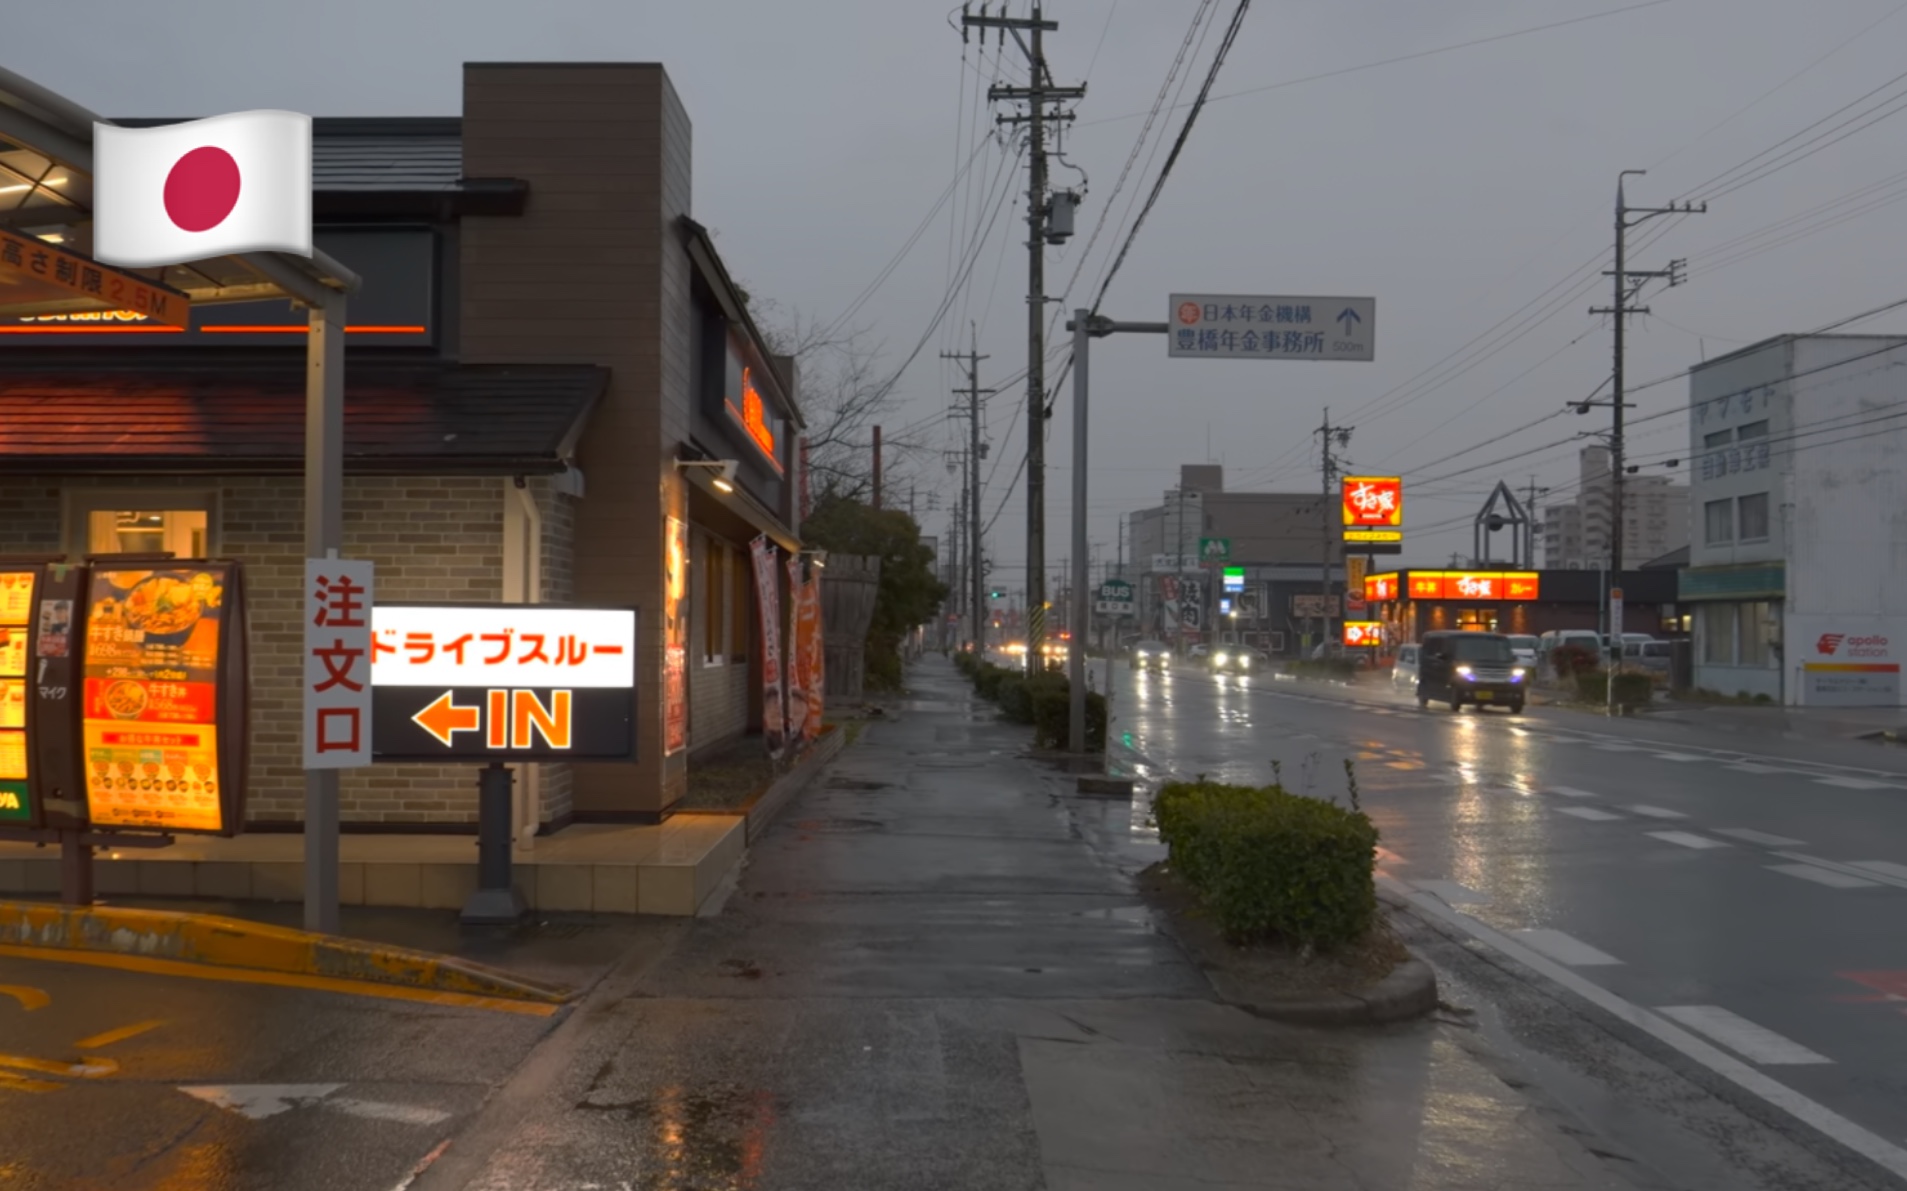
[[14, 0, 1907, 585]]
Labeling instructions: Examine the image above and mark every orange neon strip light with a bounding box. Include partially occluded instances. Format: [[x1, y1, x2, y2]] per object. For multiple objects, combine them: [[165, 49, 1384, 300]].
[[0, 324, 424, 334]]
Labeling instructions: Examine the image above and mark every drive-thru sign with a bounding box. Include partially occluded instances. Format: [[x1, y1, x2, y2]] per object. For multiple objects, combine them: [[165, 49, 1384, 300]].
[[369, 604, 638, 762]]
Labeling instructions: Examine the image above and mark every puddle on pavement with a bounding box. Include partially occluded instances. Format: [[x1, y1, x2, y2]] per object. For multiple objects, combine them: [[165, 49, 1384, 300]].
[[576, 1079, 782, 1189], [791, 817, 886, 833]]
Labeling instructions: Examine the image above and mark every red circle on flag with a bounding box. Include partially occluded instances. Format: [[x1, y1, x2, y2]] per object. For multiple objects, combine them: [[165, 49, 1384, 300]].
[[163, 147, 242, 232]]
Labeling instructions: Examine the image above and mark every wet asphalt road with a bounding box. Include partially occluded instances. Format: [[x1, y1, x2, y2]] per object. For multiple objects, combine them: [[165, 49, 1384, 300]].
[[1103, 660, 1907, 1185]]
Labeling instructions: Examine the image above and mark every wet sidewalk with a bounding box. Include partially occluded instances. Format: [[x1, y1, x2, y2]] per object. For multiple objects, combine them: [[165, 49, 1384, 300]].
[[427, 653, 1639, 1190]]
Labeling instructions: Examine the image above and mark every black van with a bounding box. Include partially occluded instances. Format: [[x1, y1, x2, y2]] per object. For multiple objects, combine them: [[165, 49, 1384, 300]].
[[1416, 631, 1529, 713]]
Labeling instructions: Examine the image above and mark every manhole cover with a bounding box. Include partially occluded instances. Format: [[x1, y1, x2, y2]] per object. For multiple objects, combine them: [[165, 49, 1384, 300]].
[[793, 817, 885, 833], [827, 778, 891, 790]]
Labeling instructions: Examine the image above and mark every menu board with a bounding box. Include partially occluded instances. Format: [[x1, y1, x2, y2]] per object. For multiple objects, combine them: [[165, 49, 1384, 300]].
[[0, 569, 33, 823], [80, 566, 234, 832]]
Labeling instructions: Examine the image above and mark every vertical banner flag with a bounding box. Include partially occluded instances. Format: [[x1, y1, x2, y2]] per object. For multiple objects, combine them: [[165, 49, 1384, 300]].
[[750, 536, 786, 752], [304, 559, 374, 768], [784, 555, 809, 744], [802, 565, 825, 739], [664, 516, 689, 755], [94, 112, 313, 268]]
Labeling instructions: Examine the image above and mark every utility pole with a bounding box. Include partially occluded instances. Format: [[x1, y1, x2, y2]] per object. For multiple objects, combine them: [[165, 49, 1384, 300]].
[[1316, 408, 1353, 651], [871, 425, 883, 510], [1586, 170, 1703, 710], [941, 332, 994, 657], [1525, 475, 1549, 568], [964, 2, 1085, 673]]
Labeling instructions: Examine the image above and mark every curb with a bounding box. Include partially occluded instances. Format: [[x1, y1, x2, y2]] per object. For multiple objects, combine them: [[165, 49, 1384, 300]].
[[1217, 955, 1439, 1027], [0, 899, 573, 1005], [745, 725, 851, 842]]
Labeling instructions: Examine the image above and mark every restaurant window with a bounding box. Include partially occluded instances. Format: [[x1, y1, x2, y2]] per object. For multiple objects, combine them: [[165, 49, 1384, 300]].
[[703, 538, 729, 664], [1738, 600, 1773, 667], [730, 550, 751, 661], [1737, 492, 1770, 542], [1704, 498, 1733, 545], [1700, 603, 1737, 665], [68, 492, 214, 557]]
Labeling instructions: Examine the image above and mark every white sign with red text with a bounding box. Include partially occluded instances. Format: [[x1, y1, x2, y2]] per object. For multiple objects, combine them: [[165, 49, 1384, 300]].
[[304, 558, 375, 768], [368, 606, 636, 688]]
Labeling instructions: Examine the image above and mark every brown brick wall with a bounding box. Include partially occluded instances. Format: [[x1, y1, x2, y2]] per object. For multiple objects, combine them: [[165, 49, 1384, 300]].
[[0, 474, 577, 827], [461, 63, 695, 816]]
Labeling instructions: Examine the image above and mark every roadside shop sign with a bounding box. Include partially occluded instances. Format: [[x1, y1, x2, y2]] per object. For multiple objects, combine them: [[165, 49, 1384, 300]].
[[0, 567, 35, 823], [1404, 571, 1540, 601], [304, 559, 375, 768], [368, 604, 638, 762], [80, 564, 248, 834], [1341, 477, 1403, 545], [1342, 621, 1384, 647], [1365, 573, 1399, 603]]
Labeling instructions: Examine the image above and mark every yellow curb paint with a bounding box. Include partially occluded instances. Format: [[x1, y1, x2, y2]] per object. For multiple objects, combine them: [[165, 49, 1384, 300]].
[[0, 945, 560, 1018], [0, 1052, 116, 1078], [74, 1020, 163, 1050], [0, 1069, 62, 1093], [0, 985, 49, 1011]]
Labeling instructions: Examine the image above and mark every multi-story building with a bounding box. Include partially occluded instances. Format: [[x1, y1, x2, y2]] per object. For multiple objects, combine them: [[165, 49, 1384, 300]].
[[1541, 446, 1689, 569], [1122, 465, 1345, 654], [1683, 334, 1907, 705]]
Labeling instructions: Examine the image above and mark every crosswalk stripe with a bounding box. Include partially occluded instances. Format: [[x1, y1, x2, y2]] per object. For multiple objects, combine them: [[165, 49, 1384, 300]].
[[1628, 805, 1688, 819], [1767, 863, 1879, 889], [1714, 828, 1807, 847], [1648, 831, 1730, 850], [1557, 806, 1622, 821]]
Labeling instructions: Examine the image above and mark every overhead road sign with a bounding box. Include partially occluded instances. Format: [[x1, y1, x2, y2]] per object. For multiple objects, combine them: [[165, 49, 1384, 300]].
[[1168, 294, 1374, 361]]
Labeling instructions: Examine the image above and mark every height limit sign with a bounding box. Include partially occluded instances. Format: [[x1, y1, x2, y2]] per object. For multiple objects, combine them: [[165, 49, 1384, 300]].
[[1168, 294, 1374, 361]]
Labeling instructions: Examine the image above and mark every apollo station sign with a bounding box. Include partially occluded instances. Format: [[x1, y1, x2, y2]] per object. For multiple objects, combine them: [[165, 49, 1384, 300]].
[[369, 604, 638, 763]]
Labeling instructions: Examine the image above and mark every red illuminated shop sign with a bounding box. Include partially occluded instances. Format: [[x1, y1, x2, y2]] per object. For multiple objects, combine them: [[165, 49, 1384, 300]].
[[1342, 621, 1384, 647], [1404, 572, 1540, 601], [1364, 573, 1398, 602], [1342, 476, 1403, 527]]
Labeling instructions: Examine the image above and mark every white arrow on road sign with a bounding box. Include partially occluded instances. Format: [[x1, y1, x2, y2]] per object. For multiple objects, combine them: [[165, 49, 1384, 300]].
[[180, 1084, 452, 1125]]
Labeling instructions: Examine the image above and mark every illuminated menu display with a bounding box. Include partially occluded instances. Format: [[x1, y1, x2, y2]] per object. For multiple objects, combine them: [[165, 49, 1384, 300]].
[[81, 566, 235, 832], [0, 569, 30, 823]]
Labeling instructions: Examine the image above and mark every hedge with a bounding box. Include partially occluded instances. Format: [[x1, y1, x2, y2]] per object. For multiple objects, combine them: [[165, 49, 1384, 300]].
[[1031, 682, 1107, 752], [1153, 780, 1378, 950], [1289, 658, 1361, 681], [1574, 668, 1653, 708]]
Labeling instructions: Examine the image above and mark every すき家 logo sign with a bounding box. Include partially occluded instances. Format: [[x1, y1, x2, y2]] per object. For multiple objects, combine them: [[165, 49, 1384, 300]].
[[93, 112, 313, 267]]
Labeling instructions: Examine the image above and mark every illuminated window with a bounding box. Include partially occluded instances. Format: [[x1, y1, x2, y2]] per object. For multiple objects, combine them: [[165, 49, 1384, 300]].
[[730, 552, 751, 662], [702, 538, 727, 664], [68, 492, 214, 557]]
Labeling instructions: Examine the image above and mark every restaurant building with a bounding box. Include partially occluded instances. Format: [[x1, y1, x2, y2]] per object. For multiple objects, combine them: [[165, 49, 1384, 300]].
[[1359, 568, 1678, 646], [0, 63, 804, 832]]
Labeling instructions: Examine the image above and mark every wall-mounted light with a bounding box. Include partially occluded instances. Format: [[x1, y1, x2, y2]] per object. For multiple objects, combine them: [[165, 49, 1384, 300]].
[[800, 549, 828, 570], [676, 458, 738, 493]]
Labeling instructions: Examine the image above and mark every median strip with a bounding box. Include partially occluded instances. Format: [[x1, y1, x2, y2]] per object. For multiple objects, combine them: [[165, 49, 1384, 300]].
[[0, 900, 571, 1014]]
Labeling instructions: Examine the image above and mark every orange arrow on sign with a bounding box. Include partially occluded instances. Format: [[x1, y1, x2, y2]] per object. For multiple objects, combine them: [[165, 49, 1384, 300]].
[[412, 691, 480, 746]]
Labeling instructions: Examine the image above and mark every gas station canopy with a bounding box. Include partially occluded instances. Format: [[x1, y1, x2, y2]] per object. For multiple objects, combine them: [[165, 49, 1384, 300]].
[[0, 64, 357, 320]]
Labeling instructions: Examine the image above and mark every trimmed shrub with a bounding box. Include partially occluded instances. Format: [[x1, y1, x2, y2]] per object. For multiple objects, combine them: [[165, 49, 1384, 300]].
[[1031, 684, 1107, 751], [1551, 644, 1600, 679], [1574, 669, 1653, 707], [997, 674, 1035, 724], [1153, 780, 1378, 950], [1289, 658, 1360, 681]]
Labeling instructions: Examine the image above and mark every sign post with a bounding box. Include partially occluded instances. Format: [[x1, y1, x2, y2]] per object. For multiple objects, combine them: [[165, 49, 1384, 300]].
[[369, 603, 638, 923], [1062, 293, 1375, 758], [1607, 586, 1624, 717]]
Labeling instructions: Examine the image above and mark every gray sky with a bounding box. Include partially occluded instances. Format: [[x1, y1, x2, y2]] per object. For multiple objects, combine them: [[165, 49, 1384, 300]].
[[14, 0, 1907, 582]]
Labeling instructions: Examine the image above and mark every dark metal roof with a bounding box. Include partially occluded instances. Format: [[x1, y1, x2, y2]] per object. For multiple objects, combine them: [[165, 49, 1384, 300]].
[[0, 354, 605, 475], [112, 117, 467, 194]]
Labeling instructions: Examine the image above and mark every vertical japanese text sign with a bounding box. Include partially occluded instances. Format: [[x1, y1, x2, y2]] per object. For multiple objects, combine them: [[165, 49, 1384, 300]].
[[305, 559, 375, 767]]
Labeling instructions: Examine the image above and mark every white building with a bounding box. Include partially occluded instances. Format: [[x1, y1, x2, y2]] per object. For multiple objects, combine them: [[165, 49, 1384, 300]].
[[1541, 446, 1688, 569], [1683, 334, 1907, 705]]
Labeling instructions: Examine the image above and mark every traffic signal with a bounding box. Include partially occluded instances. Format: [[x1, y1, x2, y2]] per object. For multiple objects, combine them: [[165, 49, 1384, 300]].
[[990, 589, 1003, 600]]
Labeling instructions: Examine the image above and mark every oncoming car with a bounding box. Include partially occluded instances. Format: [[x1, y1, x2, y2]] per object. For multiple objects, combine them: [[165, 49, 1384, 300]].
[[1130, 639, 1171, 671], [1209, 645, 1263, 674], [1416, 630, 1529, 713]]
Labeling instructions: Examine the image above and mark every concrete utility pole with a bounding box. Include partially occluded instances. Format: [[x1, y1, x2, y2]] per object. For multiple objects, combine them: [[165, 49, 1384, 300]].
[[1316, 408, 1352, 651], [964, 2, 1084, 674], [1586, 170, 1703, 711], [942, 332, 994, 657]]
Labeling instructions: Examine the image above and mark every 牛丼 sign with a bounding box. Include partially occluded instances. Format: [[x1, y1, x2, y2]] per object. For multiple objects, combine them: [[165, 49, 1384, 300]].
[[305, 559, 374, 768], [1168, 294, 1375, 361], [1405, 572, 1540, 601], [369, 604, 637, 762]]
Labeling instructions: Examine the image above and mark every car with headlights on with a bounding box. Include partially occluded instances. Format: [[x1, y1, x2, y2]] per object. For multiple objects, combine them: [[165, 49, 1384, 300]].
[[1416, 630, 1529, 713], [1209, 645, 1264, 674], [1130, 639, 1171, 671]]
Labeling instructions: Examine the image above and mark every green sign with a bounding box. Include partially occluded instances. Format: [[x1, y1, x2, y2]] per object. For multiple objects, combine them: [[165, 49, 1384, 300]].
[[1199, 537, 1231, 561], [0, 783, 26, 824]]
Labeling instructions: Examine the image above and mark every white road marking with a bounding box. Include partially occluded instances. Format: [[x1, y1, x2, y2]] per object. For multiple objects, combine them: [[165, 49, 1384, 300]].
[[1767, 863, 1881, 889], [1849, 860, 1907, 881], [1413, 879, 1490, 906], [180, 1084, 344, 1120], [328, 1097, 454, 1126], [1508, 928, 1623, 966], [1546, 785, 1601, 798], [1652, 753, 1708, 762], [1556, 806, 1622, 821], [1724, 763, 1788, 774], [1656, 1006, 1833, 1066], [1594, 743, 1641, 752], [1385, 875, 1907, 1180], [1648, 831, 1730, 850], [1776, 852, 1907, 891], [1813, 775, 1902, 790], [1714, 828, 1807, 847], [1628, 805, 1688, 819]]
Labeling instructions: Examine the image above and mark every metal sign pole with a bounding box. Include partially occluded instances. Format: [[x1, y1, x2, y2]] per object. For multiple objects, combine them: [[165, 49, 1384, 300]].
[[1068, 310, 1091, 754], [304, 293, 345, 935]]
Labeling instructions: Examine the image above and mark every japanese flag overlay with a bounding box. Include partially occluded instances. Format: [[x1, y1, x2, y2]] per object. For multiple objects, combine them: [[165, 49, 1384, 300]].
[[92, 111, 312, 268]]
